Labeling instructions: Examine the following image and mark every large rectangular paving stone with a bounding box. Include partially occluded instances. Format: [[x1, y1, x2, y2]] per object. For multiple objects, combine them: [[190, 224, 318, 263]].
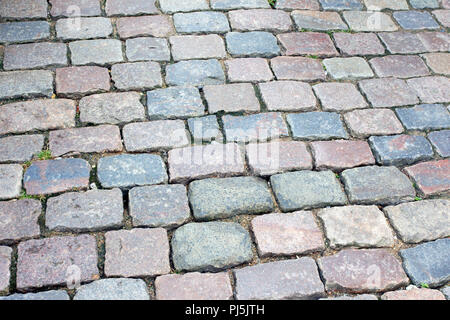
[[270, 56, 326, 81], [159, 0, 209, 13], [125, 37, 170, 62], [56, 17, 113, 40], [287, 112, 348, 140], [0, 246, 11, 292], [270, 170, 347, 211], [117, 16, 174, 38], [69, 39, 123, 65], [97, 154, 168, 189], [204, 83, 260, 113], [393, 11, 439, 30], [0, 21, 50, 43], [49, 0, 101, 17], [105, 0, 159, 16], [229, 9, 292, 32], [385, 199, 450, 244], [24, 159, 91, 196], [172, 222, 253, 271], [334, 32, 385, 56], [0, 70, 53, 100], [46, 189, 124, 232], [17, 235, 99, 290], [112, 62, 162, 91], [4, 43, 67, 70], [0, 164, 23, 200], [378, 32, 426, 54], [188, 177, 274, 220], [166, 59, 225, 86], [318, 249, 409, 292], [0, 199, 41, 242], [370, 55, 430, 79], [0, 0, 48, 19], [170, 35, 226, 61], [404, 159, 450, 196], [0, 290, 70, 300], [211, 0, 270, 9], [74, 278, 150, 300], [234, 258, 325, 300], [173, 12, 230, 33], [400, 238, 450, 287], [0, 135, 44, 163], [359, 78, 419, 108], [341, 166, 415, 205], [278, 32, 338, 56], [56, 66, 111, 97], [395, 104, 450, 130]]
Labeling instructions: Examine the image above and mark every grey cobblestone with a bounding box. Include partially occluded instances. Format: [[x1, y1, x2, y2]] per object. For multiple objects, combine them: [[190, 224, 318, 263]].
[[147, 87, 204, 119], [166, 59, 226, 86], [0, 164, 23, 200], [174, 11, 230, 34], [0, 71, 53, 100], [0, 135, 44, 163], [0, 21, 50, 43]]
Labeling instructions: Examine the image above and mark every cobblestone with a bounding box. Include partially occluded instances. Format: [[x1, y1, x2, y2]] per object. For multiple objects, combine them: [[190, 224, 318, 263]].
[[56, 17, 113, 40], [211, 0, 270, 9], [260, 81, 316, 111], [0, 70, 53, 100], [226, 58, 274, 82], [0, 290, 70, 300], [276, 0, 320, 10], [105, 0, 159, 16], [0, 21, 50, 43], [287, 112, 348, 140], [0, 135, 44, 163], [313, 82, 367, 111], [174, 12, 230, 33], [166, 59, 225, 86], [188, 116, 222, 142], [117, 16, 174, 38], [229, 9, 292, 31], [111, 62, 162, 91], [271, 56, 326, 81], [320, 0, 363, 10], [407, 76, 450, 103], [56, 66, 111, 96], [343, 109, 404, 138], [393, 11, 439, 30], [0, 164, 22, 200], [278, 32, 338, 56], [292, 10, 347, 30], [359, 78, 419, 108], [334, 32, 385, 56], [343, 11, 398, 31], [395, 104, 450, 130], [170, 35, 226, 61], [378, 32, 426, 54], [428, 130, 450, 157], [74, 278, 149, 300], [404, 159, 450, 196], [0, 246, 11, 292], [125, 37, 170, 62], [70, 39, 123, 65], [49, 0, 101, 17], [147, 87, 204, 119], [226, 32, 280, 57], [0, 199, 41, 242], [422, 53, 450, 75], [204, 83, 260, 113], [0, 0, 48, 19], [160, 0, 209, 13], [370, 55, 430, 79], [381, 288, 445, 300]]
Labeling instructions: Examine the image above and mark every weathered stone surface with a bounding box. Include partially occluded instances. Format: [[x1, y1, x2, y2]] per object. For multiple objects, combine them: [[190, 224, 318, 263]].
[[147, 87, 204, 119], [170, 34, 226, 61], [97, 154, 168, 189], [278, 32, 338, 56], [174, 11, 230, 33], [323, 57, 374, 80], [211, 0, 270, 9], [252, 211, 324, 256], [56, 66, 111, 96], [168, 143, 245, 182], [292, 10, 348, 30], [79, 92, 145, 125], [363, 0, 408, 10], [156, 272, 233, 300], [428, 130, 450, 157], [422, 53, 450, 75], [205, 83, 260, 113], [159, 0, 209, 13], [0, 246, 11, 292], [404, 159, 450, 196], [234, 258, 325, 300], [229, 9, 292, 31], [74, 278, 149, 300], [334, 32, 385, 56], [320, 0, 363, 10], [188, 116, 222, 143], [0, 199, 41, 242], [260, 81, 316, 111], [318, 249, 409, 292], [0, 290, 69, 300], [287, 112, 348, 140], [320, 294, 378, 300], [0, 165, 23, 200], [313, 82, 367, 111], [49, 125, 123, 156], [418, 32, 450, 52], [166, 59, 225, 86], [0, 21, 50, 43], [129, 185, 190, 228], [400, 238, 450, 287], [123, 120, 189, 152], [271, 56, 326, 81], [16, 235, 99, 290], [343, 109, 404, 138], [112, 62, 162, 90], [69, 39, 123, 65], [50, 0, 101, 17], [343, 11, 398, 31], [246, 141, 313, 175], [24, 159, 90, 196], [226, 58, 274, 82], [105, 0, 159, 16], [407, 76, 450, 104], [117, 15, 174, 38], [0, 135, 44, 163], [105, 228, 170, 277], [189, 177, 274, 220], [226, 31, 280, 57], [341, 166, 415, 205], [172, 222, 253, 271], [381, 288, 445, 300], [276, 0, 320, 9], [379, 32, 426, 54], [56, 17, 113, 40], [441, 286, 450, 299], [410, 0, 439, 8], [359, 78, 419, 108], [393, 11, 439, 30], [433, 9, 450, 27], [46, 189, 123, 232], [370, 55, 430, 79], [0, 0, 48, 19], [0, 70, 53, 100]]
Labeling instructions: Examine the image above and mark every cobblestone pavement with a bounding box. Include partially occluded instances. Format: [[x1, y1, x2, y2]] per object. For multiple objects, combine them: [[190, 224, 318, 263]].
[[0, 0, 449, 301]]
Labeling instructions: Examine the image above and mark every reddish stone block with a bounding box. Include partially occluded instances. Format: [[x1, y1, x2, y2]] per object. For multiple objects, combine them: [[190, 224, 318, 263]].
[[422, 53, 450, 75], [418, 31, 450, 52], [404, 159, 450, 196], [334, 33, 385, 56], [359, 78, 419, 108], [370, 55, 430, 78], [0, 246, 12, 292], [378, 32, 426, 54], [229, 9, 292, 32], [406, 76, 450, 104], [276, 0, 320, 10], [117, 15, 174, 38], [225, 58, 274, 82], [105, 0, 159, 16], [278, 32, 338, 56], [271, 56, 326, 81], [381, 288, 446, 300], [56, 66, 110, 96], [0, 199, 41, 242]]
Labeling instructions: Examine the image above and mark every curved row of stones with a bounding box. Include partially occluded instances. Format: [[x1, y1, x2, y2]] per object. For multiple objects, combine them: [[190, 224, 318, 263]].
[[0, 0, 449, 300]]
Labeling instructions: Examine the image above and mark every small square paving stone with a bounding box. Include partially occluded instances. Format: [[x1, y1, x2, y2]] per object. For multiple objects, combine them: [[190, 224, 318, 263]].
[[433, 9, 450, 27], [407, 76, 450, 104], [170, 35, 226, 61], [129, 185, 190, 228], [46, 189, 124, 232], [24, 159, 90, 196], [246, 141, 313, 175], [313, 83, 367, 111], [0, 290, 70, 300], [225, 58, 274, 82], [166, 59, 225, 86], [292, 10, 348, 30], [0, 0, 48, 19], [251, 211, 324, 257], [400, 238, 450, 287], [79, 92, 146, 125], [229, 9, 292, 32], [70, 39, 123, 65], [204, 83, 260, 113], [188, 116, 222, 142], [105, 0, 159, 16], [344, 109, 404, 138], [334, 33, 385, 56], [318, 205, 395, 248], [125, 37, 170, 62], [74, 279, 149, 300], [422, 53, 450, 75], [172, 222, 253, 271], [378, 32, 426, 54], [393, 11, 440, 30], [211, 0, 271, 9], [385, 199, 450, 244], [311, 140, 375, 170], [188, 177, 273, 220], [160, 0, 209, 13], [0, 164, 23, 200], [0, 99, 75, 135], [370, 55, 430, 79], [278, 32, 338, 56], [270, 56, 326, 81], [318, 249, 409, 292], [276, 0, 320, 9], [259, 81, 317, 111], [0, 135, 44, 163], [359, 78, 419, 108], [105, 228, 170, 277], [117, 16, 175, 38], [49, 125, 123, 157], [56, 17, 113, 40], [323, 57, 374, 80], [234, 258, 325, 300], [381, 288, 445, 300], [0, 199, 41, 242], [4, 43, 67, 71], [0, 246, 11, 292], [343, 11, 398, 31], [404, 159, 450, 196], [410, 0, 440, 8], [223, 112, 289, 143], [271, 170, 347, 211], [156, 272, 233, 300], [287, 112, 348, 140], [147, 87, 204, 119], [320, 0, 363, 10], [97, 154, 168, 189], [168, 143, 245, 182], [174, 12, 230, 33], [369, 135, 434, 166], [226, 32, 280, 57], [0, 21, 50, 43], [49, 0, 101, 17], [123, 120, 190, 152], [111, 62, 162, 90], [428, 130, 450, 157], [395, 104, 450, 130], [363, 0, 409, 10], [341, 166, 415, 205], [417, 31, 450, 52], [56, 66, 110, 96], [16, 235, 99, 290]]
